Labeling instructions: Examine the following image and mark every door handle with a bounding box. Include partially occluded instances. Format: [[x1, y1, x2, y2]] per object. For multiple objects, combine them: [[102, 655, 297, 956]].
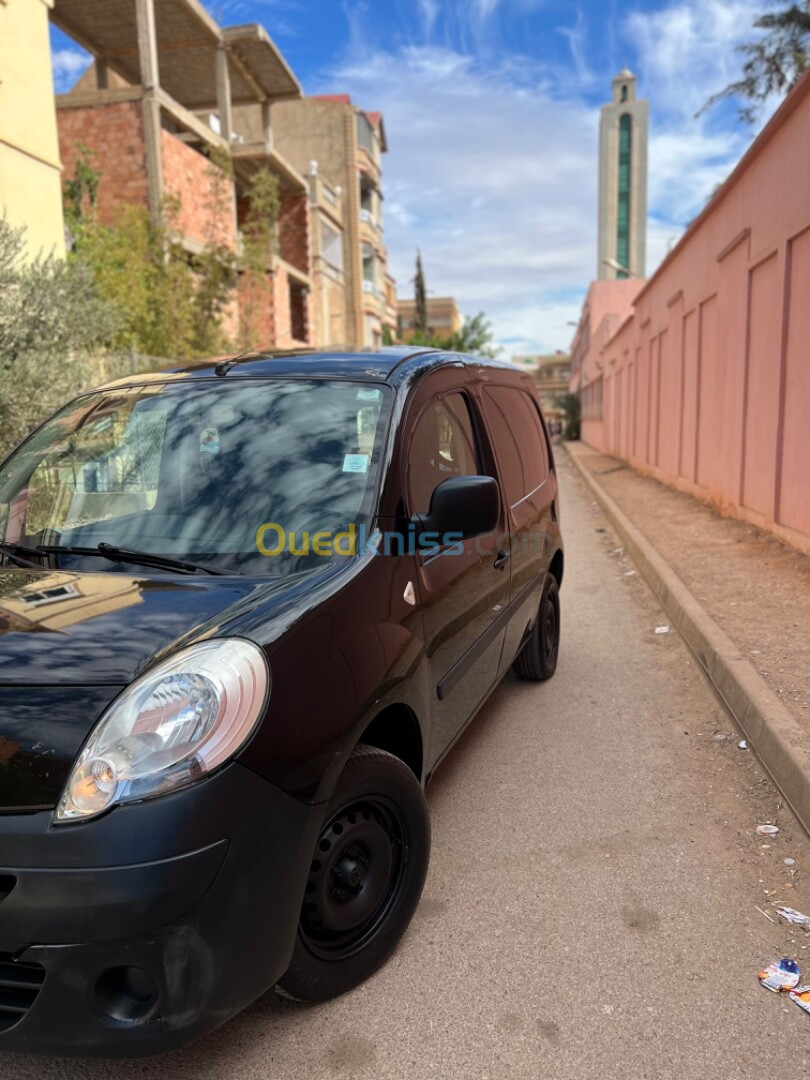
[[493, 548, 511, 571]]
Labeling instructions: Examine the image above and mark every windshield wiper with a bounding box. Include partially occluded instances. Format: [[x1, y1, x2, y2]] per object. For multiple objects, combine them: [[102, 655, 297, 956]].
[[35, 543, 230, 577], [0, 542, 45, 570]]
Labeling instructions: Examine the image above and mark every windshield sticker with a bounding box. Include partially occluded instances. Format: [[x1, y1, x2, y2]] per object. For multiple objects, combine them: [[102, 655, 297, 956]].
[[200, 428, 220, 454], [343, 453, 369, 474], [356, 388, 382, 402]]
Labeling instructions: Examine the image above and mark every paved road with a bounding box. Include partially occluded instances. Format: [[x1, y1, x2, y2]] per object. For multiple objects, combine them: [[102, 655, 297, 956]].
[[6, 453, 810, 1078]]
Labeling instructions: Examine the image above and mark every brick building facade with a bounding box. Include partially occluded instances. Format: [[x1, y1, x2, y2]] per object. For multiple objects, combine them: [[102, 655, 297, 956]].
[[52, 0, 311, 351]]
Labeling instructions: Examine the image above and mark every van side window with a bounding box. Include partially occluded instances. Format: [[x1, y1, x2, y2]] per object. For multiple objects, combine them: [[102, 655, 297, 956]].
[[481, 387, 549, 507], [408, 393, 480, 514]]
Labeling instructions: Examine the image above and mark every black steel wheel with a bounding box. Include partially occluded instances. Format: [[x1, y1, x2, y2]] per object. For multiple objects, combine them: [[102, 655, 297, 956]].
[[277, 745, 430, 1002], [512, 572, 560, 681]]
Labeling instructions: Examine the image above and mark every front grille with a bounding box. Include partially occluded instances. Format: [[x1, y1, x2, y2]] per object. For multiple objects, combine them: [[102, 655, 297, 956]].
[[0, 954, 46, 1033]]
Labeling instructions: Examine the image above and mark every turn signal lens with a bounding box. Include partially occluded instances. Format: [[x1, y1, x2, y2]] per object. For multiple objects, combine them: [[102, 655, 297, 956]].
[[56, 638, 269, 823]]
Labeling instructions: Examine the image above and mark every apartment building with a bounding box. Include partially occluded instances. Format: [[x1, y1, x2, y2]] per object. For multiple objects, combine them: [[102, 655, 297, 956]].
[[0, 0, 65, 257], [511, 352, 571, 424], [270, 94, 397, 349], [397, 296, 461, 342], [51, 0, 312, 348]]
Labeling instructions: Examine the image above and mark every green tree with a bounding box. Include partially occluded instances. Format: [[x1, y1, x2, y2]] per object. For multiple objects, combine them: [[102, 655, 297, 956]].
[[555, 393, 581, 441], [63, 144, 101, 225], [0, 216, 120, 456], [73, 202, 198, 359], [699, 1, 810, 122], [414, 250, 427, 335], [237, 167, 281, 350], [406, 310, 500, 359], [68, 147, 242, 360], [189, 148, 240, 355]]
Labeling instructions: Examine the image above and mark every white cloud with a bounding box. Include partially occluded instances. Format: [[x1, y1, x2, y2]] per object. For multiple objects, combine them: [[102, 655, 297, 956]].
[[321, 45, 598, 353], [321, 1, 781, 354], [623, 0, 763, 120], [624, 0, 780, 243], [418, 0, 440, 38], [51, 48, 90, 93]]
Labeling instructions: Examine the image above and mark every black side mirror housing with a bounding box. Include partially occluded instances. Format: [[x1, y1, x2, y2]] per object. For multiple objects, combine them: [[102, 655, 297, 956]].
[[412, 475, 500, 542]]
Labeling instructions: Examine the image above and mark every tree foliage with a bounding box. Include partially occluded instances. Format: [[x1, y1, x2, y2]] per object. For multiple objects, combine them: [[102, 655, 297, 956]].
[[414, 250, 427, 335], [699, 1, 810, 122], [406, 310, 500, 359], [63, 147, 281, 361], [556, 392, 581, 441], [0, 216, 120, 457], [238, 167, 281, 349]]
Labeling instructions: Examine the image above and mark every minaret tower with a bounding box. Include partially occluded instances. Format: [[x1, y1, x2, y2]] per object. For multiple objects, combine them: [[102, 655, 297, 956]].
[[598, 69, 648, 279]]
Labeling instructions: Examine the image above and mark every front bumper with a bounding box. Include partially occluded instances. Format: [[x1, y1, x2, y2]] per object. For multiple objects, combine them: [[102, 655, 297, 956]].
[[0, 764, 323, 1058]]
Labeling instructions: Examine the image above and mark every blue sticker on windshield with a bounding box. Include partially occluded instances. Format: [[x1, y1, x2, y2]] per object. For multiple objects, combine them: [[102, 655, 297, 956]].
[[200, 428, 220, 454], [343, 454, 369, 473], [356, 388, 382, 401]]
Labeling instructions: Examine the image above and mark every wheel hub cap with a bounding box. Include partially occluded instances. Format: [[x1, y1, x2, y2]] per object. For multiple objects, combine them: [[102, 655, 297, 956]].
[[300, 800, 405, 957]]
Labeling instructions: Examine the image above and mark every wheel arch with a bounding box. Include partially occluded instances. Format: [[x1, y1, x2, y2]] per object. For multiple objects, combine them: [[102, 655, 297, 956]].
[[549, 547, 564, 587], [356, 703, 425, 785]]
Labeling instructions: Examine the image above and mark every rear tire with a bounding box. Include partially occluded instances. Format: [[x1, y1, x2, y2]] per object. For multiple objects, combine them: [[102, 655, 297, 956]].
[[512, 573, 560, 681], [276, 745, 430, 1003]]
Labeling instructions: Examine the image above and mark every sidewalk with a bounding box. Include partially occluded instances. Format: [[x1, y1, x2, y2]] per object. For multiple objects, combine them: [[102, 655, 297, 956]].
[[563, 441, 810, 829]]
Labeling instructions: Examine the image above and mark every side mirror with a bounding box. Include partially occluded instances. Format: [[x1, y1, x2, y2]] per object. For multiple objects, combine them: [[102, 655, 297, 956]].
[[412, 475, 500, 542]]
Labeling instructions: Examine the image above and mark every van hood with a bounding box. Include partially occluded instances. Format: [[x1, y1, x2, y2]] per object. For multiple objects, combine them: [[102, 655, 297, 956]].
[[0, 566, 317, 811], [0, 567, 271, 687]]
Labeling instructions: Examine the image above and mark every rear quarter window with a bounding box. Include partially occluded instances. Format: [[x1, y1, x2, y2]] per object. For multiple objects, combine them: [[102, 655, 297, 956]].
[[481, 386, 549, 508]]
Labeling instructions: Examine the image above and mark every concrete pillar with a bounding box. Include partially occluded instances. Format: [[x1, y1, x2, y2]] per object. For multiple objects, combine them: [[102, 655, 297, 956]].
[[345, 110, 364, 348], [135, 0, 159, 90], [261, 99, 272, 152], [215, 44, 233, 142], [135, 0, 163, 223]]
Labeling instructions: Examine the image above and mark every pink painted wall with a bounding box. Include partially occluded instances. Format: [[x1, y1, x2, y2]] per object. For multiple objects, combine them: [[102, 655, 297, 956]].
[[576, 72, 810, 553]]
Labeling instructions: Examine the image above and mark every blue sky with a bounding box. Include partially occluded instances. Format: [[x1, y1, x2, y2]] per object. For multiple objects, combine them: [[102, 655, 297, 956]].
[[50, 0, 775, 355]]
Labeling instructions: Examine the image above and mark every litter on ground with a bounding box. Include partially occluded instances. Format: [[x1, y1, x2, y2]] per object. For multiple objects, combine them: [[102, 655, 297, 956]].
[[774, 906, 810, 929], [759, 958, 800, 993]]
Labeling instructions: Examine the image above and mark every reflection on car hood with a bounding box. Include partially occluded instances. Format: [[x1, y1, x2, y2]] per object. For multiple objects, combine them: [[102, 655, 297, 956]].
[[0, 567, 281, 686]]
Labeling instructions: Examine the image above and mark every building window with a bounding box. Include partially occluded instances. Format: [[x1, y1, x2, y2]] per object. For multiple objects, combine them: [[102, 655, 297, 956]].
[[582, 376, 604, 420], [357, 113, 375, 156], [616, 114, 632, 278], [290, 282, 307, 342], [359, 176, 376, 220], [620, 84, 628, 102], [362, 243, 377, 290], [321, 220, 343, 271], [363, 313, 380, 346]]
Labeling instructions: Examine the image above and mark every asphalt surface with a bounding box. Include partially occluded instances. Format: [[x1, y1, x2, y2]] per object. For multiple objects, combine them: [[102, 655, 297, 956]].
[[6, 454, 810, 1078]]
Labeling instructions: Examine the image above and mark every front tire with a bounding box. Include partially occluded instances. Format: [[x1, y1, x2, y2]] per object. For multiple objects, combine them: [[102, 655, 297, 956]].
[[512, 573, 560, 681], [277, 745, 430, 1003]]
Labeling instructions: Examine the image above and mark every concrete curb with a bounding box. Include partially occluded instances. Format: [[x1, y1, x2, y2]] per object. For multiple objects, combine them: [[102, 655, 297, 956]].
[[565, 441, 810, 837]]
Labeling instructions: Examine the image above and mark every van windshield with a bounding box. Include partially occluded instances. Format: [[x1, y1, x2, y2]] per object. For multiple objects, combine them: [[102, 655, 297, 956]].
[[0, 378, 391, 577]]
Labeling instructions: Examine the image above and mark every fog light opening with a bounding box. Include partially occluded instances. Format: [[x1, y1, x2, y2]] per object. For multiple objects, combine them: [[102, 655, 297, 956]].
[[94, 966, 160, 1025]]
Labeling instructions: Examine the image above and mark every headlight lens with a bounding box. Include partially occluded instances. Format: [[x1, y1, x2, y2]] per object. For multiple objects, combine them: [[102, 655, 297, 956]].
[[55, 638, 269, 824]]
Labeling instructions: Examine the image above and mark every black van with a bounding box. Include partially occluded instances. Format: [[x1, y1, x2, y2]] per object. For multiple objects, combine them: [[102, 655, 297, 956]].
[[0, 348, 563, 1057]]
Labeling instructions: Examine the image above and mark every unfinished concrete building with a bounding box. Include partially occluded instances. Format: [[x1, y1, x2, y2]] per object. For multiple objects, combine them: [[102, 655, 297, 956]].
[[52, 0, 313, 349]]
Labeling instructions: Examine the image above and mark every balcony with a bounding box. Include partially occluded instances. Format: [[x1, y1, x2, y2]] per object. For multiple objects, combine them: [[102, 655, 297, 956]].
[[309, 173, 343, 227]]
